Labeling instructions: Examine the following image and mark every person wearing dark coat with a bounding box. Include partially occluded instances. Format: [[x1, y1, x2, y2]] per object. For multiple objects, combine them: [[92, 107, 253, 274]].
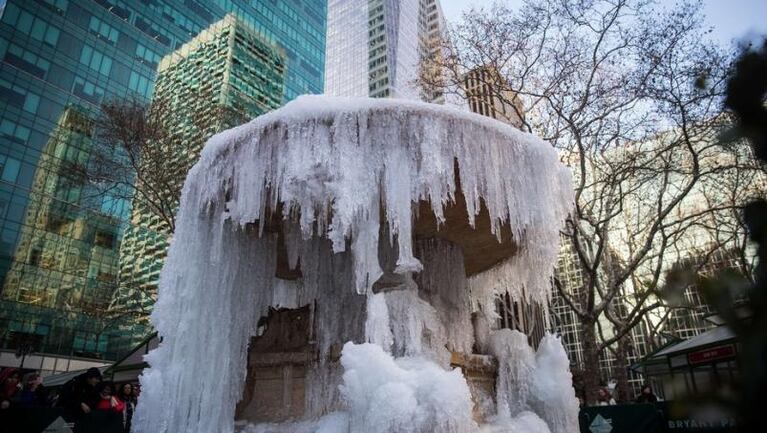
[[118, 383, 136, 433], [635, 384, 659, 403], [12, 373, 48, 407], [56, 367, 102, 422]]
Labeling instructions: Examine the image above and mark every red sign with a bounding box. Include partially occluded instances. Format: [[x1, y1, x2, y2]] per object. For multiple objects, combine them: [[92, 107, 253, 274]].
[[687, 344, 736, 365]]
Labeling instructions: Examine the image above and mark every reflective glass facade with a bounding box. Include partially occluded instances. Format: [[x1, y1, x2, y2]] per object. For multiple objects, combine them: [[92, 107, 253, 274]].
[[113, 15, 285, 318], [0, 0, 325, 364], [325, 0, 444, 99]]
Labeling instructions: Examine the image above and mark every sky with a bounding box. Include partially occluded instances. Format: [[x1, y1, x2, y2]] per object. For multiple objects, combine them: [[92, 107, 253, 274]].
[[440, 0, 767, 46]]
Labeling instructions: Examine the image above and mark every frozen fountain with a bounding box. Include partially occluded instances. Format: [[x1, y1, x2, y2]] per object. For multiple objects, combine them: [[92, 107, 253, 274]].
[[133, 96, 577, 433]]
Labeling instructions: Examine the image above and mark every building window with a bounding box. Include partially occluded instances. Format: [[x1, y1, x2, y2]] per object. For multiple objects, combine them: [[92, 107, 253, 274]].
[[29, 248, 42, 267], [2, 3, 61, 47], [80, 45, 113, 76], [88, 16, 119, 45], [0, 120, 31, 144], [3, 43, 51, 79], [128, 71, 152, 98], [135, 43, 161, 68], [94, 0, 132, 21], [42, 0, 69, 14], [0, 79, 41, 114], [94, 230, 116, 249], [134, 17, 173, 47], [72, 331, 108, 355], [72, 77, 105, 104], [0, 155, 22, 182]]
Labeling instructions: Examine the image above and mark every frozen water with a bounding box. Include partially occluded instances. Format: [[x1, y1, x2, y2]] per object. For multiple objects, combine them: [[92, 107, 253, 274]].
[[531, 335, 580, 433], [489, 329, 536, 416], [193, 95, 571, 301], [480, 411, 552, 433], [365, 293, 393, 351], [238, 340, 569, 433], [238, 412, 350, 433], [488, 330, 579, 433], [340, 342, 477, 433], [133, 96, 574, 433]]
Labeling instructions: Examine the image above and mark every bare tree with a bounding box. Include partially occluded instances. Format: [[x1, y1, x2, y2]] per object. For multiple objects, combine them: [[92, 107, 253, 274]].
[[81, 95, 201, 234], [75, 84, 239, 321], [423, 0, 761, 402]]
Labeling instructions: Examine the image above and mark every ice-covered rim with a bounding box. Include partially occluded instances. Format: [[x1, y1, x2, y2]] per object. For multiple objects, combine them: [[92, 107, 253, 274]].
[[134, 96, 575, 433], [181, 95, 573, 300], [205, 95, 541, 152]]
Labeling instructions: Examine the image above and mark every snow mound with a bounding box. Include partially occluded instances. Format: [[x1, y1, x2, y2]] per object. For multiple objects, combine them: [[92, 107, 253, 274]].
[[339, 342, 477, 433], [238, 413, 350, 433], [480, 411, 552, 433]]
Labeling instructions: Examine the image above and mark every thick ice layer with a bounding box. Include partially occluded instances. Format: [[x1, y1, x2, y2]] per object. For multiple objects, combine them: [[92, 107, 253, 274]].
[[489, 330, 579, 433], [480, 411, 552, 433], [489, 329, 536, 417], [192, 95, 572, 301], [134, 96, 573, 433], [531, 335, 580, 433], [239, 340, 572, 433], [341, 343, 477, 433]]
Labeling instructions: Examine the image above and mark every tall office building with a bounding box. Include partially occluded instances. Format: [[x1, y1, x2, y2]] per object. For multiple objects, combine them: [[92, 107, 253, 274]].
[[325, 0, 446, 100], [1, 105, 134, 368], [0, 0, 325, 372], [463, 66, 525, 129], [113, 15, 286, 317]]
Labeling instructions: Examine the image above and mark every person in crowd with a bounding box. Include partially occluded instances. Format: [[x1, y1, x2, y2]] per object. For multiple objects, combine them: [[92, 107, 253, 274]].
[[597, 387, 617, 405], [635, 384, 658, 403], [13, 372, 47, 407], [57, 367, 102, 421], [0, 368, 21, 409], [119, 383, 136, 433], [90, 382, 126, 433], [95, 383, 125, 413]]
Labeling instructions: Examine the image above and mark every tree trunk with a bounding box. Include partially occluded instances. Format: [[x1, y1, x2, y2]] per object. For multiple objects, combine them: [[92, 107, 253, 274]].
[[613, 334, 632, 403], [581, 319, 601, 405]]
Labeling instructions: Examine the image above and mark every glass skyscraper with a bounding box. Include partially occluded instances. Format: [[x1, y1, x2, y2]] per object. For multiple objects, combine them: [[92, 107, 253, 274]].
[[0, 0, 325, 372], [113, 14, 286, 319], [325, 0, 446, 100]]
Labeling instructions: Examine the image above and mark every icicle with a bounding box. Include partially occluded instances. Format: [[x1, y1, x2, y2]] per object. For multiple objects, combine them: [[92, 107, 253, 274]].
[[284, 222, 303, 271], [531, 335, 580, 433], [195, 96, 572, 296], [487, 331, 579, 433], [135, 96, 575, 433], [364, 293, 393, 351], [489, 329, 536, 416]]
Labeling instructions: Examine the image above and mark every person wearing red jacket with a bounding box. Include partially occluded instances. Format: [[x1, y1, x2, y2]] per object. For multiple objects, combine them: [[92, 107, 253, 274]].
[[95, 383, 125, 413], [81, 382, 127, 432]]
